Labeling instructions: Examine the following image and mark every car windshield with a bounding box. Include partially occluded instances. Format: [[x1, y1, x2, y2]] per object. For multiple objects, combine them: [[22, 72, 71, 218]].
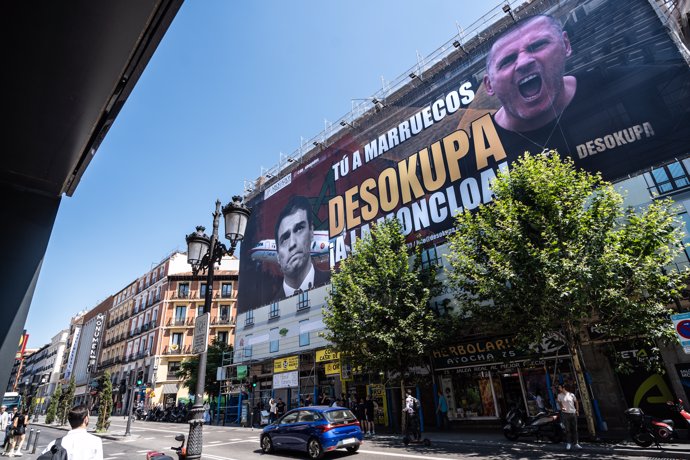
[[323, 409, 357, 424]]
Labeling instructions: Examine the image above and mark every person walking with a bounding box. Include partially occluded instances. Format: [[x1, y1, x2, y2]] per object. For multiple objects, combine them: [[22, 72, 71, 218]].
[[364, 395, 376, 436], [41, 405, 103, 459], [557, 384, 581, 450], [403, 389, 421, 441], [436, 388, 449, 431], [268, 398, 277, 423], [276, 398, 286, 417], [0, 407, 9, 449], [2, 408, 15, 453], [6, 408, 28, 457]]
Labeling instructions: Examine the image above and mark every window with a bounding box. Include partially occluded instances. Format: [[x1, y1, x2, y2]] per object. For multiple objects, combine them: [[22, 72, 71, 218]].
[[297, 291, 310, 311], [197, 305, 205, 316], [171, 333, 183, 348], [245, 310, 254, 326], [152, 307, 159, 323], [650, 161, 690, 194], [168, 361, 181, 378], [133, 297, 139, 314], [178, 283, 190, 298], [217, 331, 228, 344], [147, 334, 154, 353], [244, 335, 252, 358], [200, 283, 207, 299], [221, 283, 233, 298], [174, 306, 186, 325], [156, 286, 161, 302], [219, 305, 230, 323], [146, 274, 151, 287], [421, 245, 443, 270], [269, 302, 280, 319], [299, 320, 310, 347], [270, 328, 279, 353]]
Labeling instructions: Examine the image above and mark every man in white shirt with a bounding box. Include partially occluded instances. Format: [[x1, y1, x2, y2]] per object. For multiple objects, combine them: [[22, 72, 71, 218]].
[[557, 384, 581, 450], [0, 406, 9, 446], [42, 405, 103, 460]]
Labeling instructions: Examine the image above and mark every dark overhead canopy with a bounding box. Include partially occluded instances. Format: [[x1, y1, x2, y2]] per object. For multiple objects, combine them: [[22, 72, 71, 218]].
[[4, 0, 183, 198]]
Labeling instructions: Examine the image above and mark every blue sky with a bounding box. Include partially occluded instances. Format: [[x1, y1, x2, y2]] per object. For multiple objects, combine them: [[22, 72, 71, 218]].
[[26, 0, 497, 348]]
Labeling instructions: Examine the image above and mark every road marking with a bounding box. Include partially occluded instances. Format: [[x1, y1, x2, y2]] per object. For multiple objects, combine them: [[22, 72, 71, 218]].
[[203, 439, 257, 447], [144, 437, 155, 440], [359, 450, 451, 460], [202, 454, 240, 460], [109, 454, 126, 457], [108, 423, 186, 435]]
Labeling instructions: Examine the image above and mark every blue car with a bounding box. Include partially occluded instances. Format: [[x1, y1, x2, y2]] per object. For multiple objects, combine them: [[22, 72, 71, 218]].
[[260, 405, 363, 459]]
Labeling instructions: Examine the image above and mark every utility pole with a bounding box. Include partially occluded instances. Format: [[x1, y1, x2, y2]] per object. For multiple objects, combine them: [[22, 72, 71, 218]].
[[125, 366, 136, 436]]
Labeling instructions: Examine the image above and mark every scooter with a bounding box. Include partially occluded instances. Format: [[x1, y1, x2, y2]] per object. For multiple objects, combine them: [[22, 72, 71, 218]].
[[146, 433, 186, 460], [624, 407, 676, 448], [503, 407, 564, 443], [667, 399, 690, 435]]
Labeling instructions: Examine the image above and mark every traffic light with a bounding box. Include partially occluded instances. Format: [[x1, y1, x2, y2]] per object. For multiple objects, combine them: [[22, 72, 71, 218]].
[[136, 371, 144, 387], [119, 379, 126, 395], [251, 375, 257, 388]]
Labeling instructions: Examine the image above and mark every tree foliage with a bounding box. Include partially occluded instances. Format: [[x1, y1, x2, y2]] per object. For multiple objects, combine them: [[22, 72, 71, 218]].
[[324, 218, 441, 387], [58, 377, 76, 426], [44, 388, 60, 424], [446, 152, 687, 435], [447, 152, 684, 352], [177, 339, 232, 401], [97, 371, 113, 432]]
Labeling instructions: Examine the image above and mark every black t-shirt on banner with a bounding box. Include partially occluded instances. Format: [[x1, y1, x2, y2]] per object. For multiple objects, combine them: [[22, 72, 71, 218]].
[[493, 64, 690, 181]]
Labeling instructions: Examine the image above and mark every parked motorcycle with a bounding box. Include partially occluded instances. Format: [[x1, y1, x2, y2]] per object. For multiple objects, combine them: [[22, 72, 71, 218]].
[[667, 399, 690, 435], [503, 407, 564, 442], [134, 407, 147, 420], [624, 407, 676, 447], [146, 433, 186, 460]]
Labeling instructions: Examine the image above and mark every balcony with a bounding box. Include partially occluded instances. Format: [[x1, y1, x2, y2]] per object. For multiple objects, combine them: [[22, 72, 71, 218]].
[[166, 318, 188, 327], [211, 317, 235, 326], [175, 291, 190, 299], [162, 345, 191, 355]]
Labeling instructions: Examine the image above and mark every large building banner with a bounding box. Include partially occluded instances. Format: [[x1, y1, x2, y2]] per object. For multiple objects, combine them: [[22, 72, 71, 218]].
[[238, 0, 690, 313]]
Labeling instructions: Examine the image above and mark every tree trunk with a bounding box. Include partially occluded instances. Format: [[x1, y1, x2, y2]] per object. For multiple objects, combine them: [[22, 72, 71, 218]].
[[566, 324, 597, 438]]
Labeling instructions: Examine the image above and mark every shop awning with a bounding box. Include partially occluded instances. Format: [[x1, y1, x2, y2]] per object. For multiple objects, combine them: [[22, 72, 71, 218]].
[[161, 384, 179, 394]]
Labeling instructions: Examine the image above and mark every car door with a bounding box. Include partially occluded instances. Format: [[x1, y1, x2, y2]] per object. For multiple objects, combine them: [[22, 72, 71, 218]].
[[272, 411, 299, 448], [293, 410, 318, 450]]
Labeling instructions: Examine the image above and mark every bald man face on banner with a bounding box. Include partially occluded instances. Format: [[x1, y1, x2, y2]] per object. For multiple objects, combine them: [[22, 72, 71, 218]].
[[484, 15, 577, 132]]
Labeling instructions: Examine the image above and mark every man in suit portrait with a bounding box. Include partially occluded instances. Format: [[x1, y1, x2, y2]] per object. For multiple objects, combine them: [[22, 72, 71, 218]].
[[273, 195, 329, 301]]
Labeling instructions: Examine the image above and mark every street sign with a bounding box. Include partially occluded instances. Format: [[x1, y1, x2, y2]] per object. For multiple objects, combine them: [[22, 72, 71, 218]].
[[193, 313, 210, 354], [671, 313, 690, 353]]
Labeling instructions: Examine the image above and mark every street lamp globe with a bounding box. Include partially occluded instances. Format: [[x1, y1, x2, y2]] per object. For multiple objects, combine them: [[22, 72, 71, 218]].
[[185, 226, 210, 269], [222, 195, 251, 244]]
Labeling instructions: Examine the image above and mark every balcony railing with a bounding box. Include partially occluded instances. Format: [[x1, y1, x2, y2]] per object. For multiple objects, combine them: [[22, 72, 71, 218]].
[[176, 291, 190, 299], [166, 318, 187, 327], [162, 345, 191, 355], [211, 317, 236, 326]]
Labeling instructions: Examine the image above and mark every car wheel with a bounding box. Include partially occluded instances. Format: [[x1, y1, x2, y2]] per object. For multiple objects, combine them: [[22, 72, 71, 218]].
[[346, 444, 359, 453], [261, 434, 274, 454], [307, 438, 324, 459]]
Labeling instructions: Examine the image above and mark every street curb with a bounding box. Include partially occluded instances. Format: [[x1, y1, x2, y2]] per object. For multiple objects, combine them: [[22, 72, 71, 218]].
[[368, 433, 690, 459]]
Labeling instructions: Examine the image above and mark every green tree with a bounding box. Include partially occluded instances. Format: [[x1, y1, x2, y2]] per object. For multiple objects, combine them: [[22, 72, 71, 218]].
[[45, 388, 60, 424], [97, 371, 113, 432], [58, 377, 76, 425], [177, 339, 232, 402], [446, 152, 686, 437], [324, 218, 441, 431]]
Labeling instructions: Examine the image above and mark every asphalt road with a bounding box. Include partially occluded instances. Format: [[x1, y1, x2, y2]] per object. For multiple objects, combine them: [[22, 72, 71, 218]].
[[17, 419, 658, 460]]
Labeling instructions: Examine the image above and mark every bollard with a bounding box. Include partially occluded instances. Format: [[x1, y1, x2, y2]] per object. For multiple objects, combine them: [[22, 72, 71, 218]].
[[31, 430, 40, 454], [25, 428, 34, 450]]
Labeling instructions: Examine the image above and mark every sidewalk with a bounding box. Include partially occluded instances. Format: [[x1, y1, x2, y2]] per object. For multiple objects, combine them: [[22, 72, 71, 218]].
[[379, 427, 690, 459], [29, 416, 690, 458]]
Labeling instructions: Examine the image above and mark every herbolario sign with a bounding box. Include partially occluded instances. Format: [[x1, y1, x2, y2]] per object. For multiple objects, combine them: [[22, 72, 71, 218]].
[[237, 0, 690, 313]]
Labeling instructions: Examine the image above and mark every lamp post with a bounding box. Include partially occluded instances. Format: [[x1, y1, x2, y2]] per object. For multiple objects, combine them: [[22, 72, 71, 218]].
[[184, 196, 251, 460]]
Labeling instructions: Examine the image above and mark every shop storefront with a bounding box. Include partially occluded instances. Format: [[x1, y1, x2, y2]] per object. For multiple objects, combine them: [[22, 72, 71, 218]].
[[433, 336, 576, 421]]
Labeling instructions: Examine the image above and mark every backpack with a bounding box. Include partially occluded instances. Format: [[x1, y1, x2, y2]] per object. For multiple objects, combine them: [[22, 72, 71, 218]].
[[412, 398, 419, 413], [37, 437, 68, 460]]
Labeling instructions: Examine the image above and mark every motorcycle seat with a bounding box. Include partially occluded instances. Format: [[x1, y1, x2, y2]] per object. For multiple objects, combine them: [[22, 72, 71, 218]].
[[660, 419, 675, 427]]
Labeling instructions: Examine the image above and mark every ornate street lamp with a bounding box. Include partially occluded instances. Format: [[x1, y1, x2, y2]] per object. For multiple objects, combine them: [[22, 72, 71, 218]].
[[184, 196, 251, 460]]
